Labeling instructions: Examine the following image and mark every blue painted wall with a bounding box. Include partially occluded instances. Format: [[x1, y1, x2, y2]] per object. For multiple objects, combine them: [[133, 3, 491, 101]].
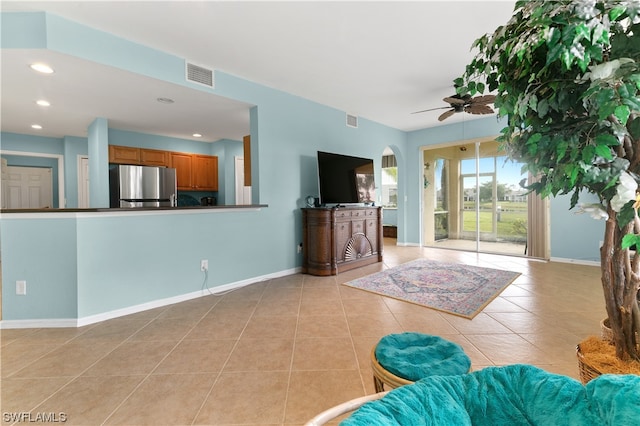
[[550, 192, 604, 262], [1, 216, 78, 319], [211, 139, 244, 205], [108, 129, 217, 155], [0, 11, 603, 323]]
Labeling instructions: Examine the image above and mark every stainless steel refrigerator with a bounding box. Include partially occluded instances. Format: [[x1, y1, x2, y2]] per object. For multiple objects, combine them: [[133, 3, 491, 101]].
[[109, 165, 177, 208]]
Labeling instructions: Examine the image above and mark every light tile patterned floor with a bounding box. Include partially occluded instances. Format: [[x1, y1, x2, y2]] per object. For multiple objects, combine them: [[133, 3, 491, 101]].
[[1, 241, 605, 425]]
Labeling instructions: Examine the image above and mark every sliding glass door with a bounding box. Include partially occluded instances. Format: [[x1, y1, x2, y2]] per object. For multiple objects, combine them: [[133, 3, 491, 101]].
[[423, 140, 536, 257]]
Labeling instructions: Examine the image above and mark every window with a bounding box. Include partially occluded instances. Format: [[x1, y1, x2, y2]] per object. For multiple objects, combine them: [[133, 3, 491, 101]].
[[381, 154, 397, 208]]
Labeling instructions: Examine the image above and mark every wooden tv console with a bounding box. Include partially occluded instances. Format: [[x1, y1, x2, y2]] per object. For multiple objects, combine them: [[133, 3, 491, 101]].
[[301, 206, 383, 276]]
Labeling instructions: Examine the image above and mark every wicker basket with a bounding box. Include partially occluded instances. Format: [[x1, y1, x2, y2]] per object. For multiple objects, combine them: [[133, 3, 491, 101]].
[[370, 347, 414, 392], [600, 317, 639, 344], [576, 344, 602, 384], [600, 318, 614, 344]]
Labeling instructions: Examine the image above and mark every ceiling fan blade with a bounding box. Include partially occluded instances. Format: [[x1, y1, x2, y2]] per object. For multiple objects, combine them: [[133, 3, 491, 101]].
[[443, 96, 466, 105], [438, 109, 456, 121], [469, 95, 496, 105], [411, 106, 449, 114], [464, 104, 495, 115]]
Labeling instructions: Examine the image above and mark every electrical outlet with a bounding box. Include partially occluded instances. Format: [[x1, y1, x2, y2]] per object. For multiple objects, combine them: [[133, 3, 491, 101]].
[[16, 280, 26, 295], [200, 259, 209, 272]]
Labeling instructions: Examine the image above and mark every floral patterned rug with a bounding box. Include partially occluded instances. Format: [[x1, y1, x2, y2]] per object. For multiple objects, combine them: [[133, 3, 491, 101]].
[[343, 258, 521, 319]]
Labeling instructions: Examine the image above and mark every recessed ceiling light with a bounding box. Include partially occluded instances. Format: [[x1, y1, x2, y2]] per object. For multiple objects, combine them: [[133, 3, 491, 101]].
[[36, 100, 51, 107], [31, 124, 43, 130], [157, 97, 174, 104], [193, 133, 202, 138], [30, 63, 54, 74]]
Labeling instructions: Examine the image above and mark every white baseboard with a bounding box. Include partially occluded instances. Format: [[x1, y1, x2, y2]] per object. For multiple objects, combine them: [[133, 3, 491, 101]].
[[0, 267, 301, 329], [550, 257, 600, 267], [395, 242, 420, 247]]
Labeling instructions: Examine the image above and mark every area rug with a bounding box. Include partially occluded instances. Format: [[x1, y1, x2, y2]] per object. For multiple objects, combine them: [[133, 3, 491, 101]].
[[343, 258, 521, 319]]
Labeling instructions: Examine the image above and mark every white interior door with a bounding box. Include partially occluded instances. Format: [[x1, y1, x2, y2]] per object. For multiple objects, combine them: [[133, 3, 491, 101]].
[[235, 156, 251, 205], [78, 156, 90, 208], [5, 166, 53, 208]]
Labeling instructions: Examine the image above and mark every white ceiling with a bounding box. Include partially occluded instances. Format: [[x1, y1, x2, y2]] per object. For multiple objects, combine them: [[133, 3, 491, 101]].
[[0, 1, 517, 141]]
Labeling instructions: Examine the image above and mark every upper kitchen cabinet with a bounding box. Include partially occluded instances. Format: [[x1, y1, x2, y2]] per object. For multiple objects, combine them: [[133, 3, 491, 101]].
[[171, 152, 193, 190], [109, 145, 140, 164], [193, 155, 218, 191], [109, 145, 170, 167], [139, 148, 171, 167], [171, 152, 218, 191]]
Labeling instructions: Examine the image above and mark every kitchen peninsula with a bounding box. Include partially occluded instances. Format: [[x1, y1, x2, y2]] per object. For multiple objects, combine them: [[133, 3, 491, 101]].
[[1, 204, 278, 330]]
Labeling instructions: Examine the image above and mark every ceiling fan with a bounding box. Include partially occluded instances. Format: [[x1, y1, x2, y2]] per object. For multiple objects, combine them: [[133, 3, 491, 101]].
[[412, 94, 496, 121]]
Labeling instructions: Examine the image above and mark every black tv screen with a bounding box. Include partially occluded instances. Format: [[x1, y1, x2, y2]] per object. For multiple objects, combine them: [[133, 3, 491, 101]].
[[317, 151, 376, 205]]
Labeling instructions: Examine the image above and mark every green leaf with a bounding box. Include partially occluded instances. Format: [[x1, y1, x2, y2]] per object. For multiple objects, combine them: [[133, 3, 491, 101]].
[[529, 94, 538, 112], [614, 105, 631, 125], [595, 144, 613, 160], [547, 42, 563, 65], [527, 133, 542, 145], [599, 101, 618, 120], [582, 145, 596, 164], [537, 99, 549, 117], [556, 140, 568, 161], [617, 200, 636, 229], [622, 234, 640, 250], [609, 6, 626, 21], [629, 117, 640, 140], [596, 88, 615, 104], [575, 23, 590, 42], [594, 133, 619, 147]]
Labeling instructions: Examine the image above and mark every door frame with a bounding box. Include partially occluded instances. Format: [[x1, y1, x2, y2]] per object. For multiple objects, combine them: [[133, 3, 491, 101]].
[[1, 150, 65, 208], [420, 138, 549, 258], [78, 155, 89, 208]]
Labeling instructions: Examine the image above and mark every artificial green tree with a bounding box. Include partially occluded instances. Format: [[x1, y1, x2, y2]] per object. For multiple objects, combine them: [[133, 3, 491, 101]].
[[457, 0, 640, 361]]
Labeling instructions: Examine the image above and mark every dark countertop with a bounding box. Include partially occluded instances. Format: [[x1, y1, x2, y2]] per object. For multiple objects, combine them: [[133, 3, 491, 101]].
[[1, 205, 268, 214]]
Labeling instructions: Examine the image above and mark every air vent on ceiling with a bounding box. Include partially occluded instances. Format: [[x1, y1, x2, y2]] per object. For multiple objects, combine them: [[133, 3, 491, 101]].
[[186, 62, 214, 88], [346, 113, 358, 128]]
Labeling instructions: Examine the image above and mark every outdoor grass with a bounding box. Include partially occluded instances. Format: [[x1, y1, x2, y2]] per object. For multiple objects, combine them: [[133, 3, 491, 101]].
[[462, 201, 527, 239]]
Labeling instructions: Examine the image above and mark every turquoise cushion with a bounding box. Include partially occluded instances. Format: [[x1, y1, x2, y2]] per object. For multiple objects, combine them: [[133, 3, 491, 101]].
[[375, 333, 471, 381], [340, 365, 640, 426]]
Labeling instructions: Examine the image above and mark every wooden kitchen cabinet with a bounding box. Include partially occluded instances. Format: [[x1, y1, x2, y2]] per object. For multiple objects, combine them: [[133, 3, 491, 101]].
[[109, 145, 140, 164], [193, 155, 218, 191], [108, 145, 217, 191], [170, 153, 194, 190], [171, 152, 218, 191], [243, 135, 251, 186], [140, 148, 170, 167], [109, 146, 169, 167]]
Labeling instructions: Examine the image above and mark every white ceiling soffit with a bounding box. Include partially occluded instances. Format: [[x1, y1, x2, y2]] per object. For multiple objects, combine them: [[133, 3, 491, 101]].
[[1, 49, 251, 141], [0, 1, 517, 139]]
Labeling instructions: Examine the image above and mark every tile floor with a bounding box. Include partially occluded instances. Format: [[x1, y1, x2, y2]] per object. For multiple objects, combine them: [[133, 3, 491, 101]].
[[1, 241, 605, 425]]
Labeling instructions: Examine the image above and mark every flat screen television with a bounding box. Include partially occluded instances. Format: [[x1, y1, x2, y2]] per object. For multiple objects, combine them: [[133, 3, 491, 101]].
[[317, 151, 376, 206]]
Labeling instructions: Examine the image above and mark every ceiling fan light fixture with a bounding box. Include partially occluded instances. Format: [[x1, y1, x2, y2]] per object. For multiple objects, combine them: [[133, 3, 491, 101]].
[[413, 93, 496, 121]]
